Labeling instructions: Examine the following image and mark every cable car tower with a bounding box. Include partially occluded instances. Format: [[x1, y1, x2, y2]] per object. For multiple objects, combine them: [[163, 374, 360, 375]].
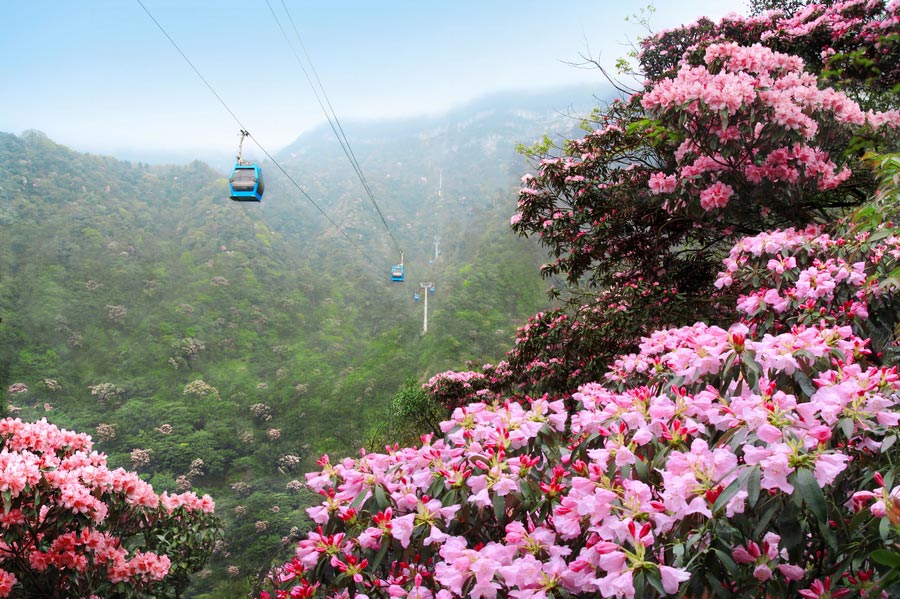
[[418, 281, 434, 333]]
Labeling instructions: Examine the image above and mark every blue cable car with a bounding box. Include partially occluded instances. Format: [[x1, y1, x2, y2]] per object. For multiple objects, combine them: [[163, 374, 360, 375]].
[[391, 252, 405, 282], [229, 164, 265, 202], [228, 129, 265, 202], [429, 285, 435, 294], [414, 292, 420, 301]]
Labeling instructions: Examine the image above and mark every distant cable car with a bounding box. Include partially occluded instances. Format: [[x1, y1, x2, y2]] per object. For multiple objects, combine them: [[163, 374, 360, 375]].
[[391, 252, 405, 282], [429, 285, 435, 294], [229, 130, 265, 202], [414, 292, 420, 301]]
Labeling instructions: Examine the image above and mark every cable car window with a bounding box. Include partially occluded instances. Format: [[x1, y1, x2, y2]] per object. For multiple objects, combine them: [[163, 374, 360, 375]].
[[231, 168, 257, 190]]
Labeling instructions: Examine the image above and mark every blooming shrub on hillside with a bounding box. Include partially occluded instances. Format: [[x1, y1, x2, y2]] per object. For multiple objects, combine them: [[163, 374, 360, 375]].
[[259, 2, 900, 598], [259, 157, 900, 598], [641, 42, 897, 215], [0, 418, 220, 598], [258, 291, 900, 597]]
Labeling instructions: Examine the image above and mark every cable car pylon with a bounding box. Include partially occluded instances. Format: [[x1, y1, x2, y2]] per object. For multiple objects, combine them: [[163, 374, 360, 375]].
[[418, 281, 434, 333]]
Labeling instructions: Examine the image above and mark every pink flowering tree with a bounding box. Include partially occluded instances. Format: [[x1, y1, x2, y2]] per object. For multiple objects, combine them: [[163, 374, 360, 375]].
[[0, 418, 220, 598], [642, 0, 900, 103], [489, 2, 900, 402]]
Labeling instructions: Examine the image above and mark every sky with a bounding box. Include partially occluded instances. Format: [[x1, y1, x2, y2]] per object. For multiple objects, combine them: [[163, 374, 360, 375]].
[[3, 1, 748, 163]]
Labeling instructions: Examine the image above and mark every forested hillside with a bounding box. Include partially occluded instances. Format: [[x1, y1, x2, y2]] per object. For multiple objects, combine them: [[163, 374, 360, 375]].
[[0, 89, 590, 596]]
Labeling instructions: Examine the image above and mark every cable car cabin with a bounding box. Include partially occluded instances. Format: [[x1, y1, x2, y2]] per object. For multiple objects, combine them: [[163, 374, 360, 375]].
[[414, 292, 420, 301], [429, 285, 435, 294], [390, 264, 405, 282], [229, 164, 265, 202]]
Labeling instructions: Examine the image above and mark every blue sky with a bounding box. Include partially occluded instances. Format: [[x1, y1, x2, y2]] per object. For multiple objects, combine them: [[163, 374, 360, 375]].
[[3, 1, 747, 161]]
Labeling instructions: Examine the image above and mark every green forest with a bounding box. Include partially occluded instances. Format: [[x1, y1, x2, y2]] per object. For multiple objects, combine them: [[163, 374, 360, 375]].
[[0, 94, 581, 596], [8, 0, 900, 597]]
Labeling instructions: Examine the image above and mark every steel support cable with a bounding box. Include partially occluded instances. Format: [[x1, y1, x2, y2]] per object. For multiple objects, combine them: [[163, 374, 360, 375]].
[[268, 0, 374, 204], [134, 0, 382, 271], [265, 0, 403, 256]]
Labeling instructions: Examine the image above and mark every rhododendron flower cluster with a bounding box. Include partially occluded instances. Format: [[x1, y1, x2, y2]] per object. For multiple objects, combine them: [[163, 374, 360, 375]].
[[260, 265, 900, 597], [510, 0, 899, 346], [641, 0, 900, 93], [641, 41, 897, 214], [715, 217, 900, 357], [0, 418, 219, 598]]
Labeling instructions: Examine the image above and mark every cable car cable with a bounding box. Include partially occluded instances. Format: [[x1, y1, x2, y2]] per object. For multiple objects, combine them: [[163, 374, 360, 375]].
[[268, 0, 375, 217], [134, 0, 382, 271], [265, 0, 404, 256], [269, 0, 400, 253]]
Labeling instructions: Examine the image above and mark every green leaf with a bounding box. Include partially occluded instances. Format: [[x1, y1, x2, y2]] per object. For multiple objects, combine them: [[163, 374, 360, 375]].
[[838, 418, 855, 440], [633, 455, 648, 479], [713, 466, 752, 513], [871, 549, 900, 568], [374, 485, 389, 510], [646, 569, 666, 596], [740, 351, 760, 387], [492, 492, 506, 523], [633, 570, 645, 599], [778, 503, 803, 552], [795, 467, 828, 523], [713, 547, 739, 578], [350, 490, 368, 510], [793, 370, 816, 397], [370, 538, 390, 570], [746, 466, 761, 509]]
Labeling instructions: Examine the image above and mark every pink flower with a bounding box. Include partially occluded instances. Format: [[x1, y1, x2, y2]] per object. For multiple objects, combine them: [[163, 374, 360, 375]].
[[778, 563, 805, 581], [753, 563, 773, 581], [756, 423, 783, 443], [732, 541, 760, 565], [648, 172, 678, 195], [390, 514, 416, 548], [598, 568, 634, 599], [0, 569, 17, 597], [658, 564, 690, 593], [699, 181, 735, 210], [813, 453, 849, 486]]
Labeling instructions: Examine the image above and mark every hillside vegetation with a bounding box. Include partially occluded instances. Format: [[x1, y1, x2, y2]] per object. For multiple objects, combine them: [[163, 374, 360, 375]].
[[0, 91, 582, 596]]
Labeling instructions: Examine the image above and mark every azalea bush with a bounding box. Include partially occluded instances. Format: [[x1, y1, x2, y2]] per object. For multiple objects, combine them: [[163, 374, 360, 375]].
[[258, 3, 900, 598], [257, 192, 900, 597], [425, 279, 702, 408], [0, 417, 221, 598]]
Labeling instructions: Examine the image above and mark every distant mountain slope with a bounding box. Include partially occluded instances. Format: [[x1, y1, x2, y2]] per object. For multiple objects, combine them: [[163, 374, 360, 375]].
[[0, 84, 604, 596]]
